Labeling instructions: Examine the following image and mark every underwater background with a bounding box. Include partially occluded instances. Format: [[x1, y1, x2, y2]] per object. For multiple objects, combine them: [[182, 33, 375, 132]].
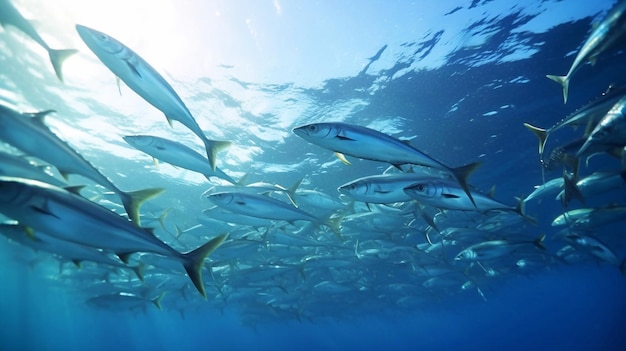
[[1, 0, 626, 350]]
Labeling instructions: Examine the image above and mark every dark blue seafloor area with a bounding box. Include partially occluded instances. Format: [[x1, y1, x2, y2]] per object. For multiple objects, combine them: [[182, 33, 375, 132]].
[[2, 1, 626, 350]]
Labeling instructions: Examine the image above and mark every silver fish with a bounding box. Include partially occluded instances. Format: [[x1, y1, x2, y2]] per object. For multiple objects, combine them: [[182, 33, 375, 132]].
[[455, 235, 545, 261], [0, 0, 77, 81], [292, 121, 479, 205], [547, 1, 626, 103], [338, 173, 440, 204], [577, 94, 626, 158], [0, 176, 227, 298], [123, 135, 235, 184], [403, 178, 522, 214], [0, 104, 162, 225], [75, 24, 230, 170], [207, 191, 342, 239]]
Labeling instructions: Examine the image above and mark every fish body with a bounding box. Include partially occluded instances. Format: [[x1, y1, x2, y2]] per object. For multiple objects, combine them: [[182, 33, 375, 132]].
[[552, 206, 626, 228], [547, 1, 626, 103], [577, 94, 626, 157], [0, 177, 227, 297], [560, 230, 619, 265], [556, 171, 625, 202], [86, 292, 165, 311], [123, 135, 235, 183], [338, 173, 438, 204], [292, 122, 479, 205], [0, 104, 162, 224], [403, 178, 516, 212], [0, 151, 65, 186], [455, 236, 545, 261], [0, 223, 144, 280], [75, 24, 230, 170], [207, 191, 341, 237], [524, 86, 626, 155], [0, 0, 77, 81]]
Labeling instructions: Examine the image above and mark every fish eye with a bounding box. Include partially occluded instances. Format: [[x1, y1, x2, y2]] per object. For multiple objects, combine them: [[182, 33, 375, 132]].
[[307, 125, 318, 132], [416, 184, 425, 191]]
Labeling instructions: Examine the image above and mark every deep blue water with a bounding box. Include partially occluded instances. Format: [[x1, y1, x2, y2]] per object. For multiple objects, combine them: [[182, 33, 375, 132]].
[[1, 0, 626, 350]]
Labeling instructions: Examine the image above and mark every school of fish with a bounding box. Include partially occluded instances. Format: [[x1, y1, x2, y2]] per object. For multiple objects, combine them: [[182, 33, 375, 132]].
[[0, 0, 625, 325]]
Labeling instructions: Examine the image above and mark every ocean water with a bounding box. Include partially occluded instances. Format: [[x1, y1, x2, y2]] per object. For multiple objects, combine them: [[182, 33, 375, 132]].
[[1, 0, 626, 350]]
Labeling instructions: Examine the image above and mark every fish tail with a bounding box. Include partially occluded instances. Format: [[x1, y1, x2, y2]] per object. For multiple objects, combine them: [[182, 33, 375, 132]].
[[204, 139, 232, 171], [48, 48, 78, 82], [285, 177, 304, 207], [181, 233, 229, 298], [450, 162, 481, 207], [533, 234, 547, 250], [325, 215, 344, 240], [131, 262, 146, 282], [514, 196, 537, 225], [152, 291, 166, 310], [523, 123, 549, 157], [121, 187, 165, 226], [546, 74, 569, 104]]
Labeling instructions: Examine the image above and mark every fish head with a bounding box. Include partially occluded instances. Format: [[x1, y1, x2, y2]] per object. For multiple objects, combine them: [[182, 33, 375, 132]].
[[206, 192, 236, 205], [292, 123, 337, 140], [454, 249, 475, 261], [337, 180, 368, 197], [123, 135, 153, 149], [0, 176, 29, 204], [76, 24, 125, 55]]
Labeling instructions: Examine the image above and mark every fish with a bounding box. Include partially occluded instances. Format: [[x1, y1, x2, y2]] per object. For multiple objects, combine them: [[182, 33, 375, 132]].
[[86, 291, 166, 311], [204, 177, 302, 207], [75, 24, 231, 170], [576, 94, 626, 158], [558, 230, 619, 265], [0, 176, 228, 298], [292, 122, 479, 205], [0, 151, 66, 187], [523, 177, 564, 204], [552, 206, 626, 228], [338, 173, 442, 204], [0, 104, 163, 225], [555, 171, 626, 202], [524, 85, 626, 155], [454, 235, 546, 261], [206, 191, 342, 239], [0, 223, 144, 281], [0, 0, 77, 81], [546, 1, 626, 103], [403, 177, 523, 215], [123, 135, 235, 184]]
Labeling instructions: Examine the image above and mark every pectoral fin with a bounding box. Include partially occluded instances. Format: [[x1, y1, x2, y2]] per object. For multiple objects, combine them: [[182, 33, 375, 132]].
[[334, 152, 351, 165]]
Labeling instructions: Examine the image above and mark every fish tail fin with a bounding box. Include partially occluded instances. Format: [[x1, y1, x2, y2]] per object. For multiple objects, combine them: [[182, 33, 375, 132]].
[[152, 291, 166, 310], [523, 123, 549, 157], [48, 48, 78, 82], [204, 139, 232, 171], [451, 162, 481, 207], [533, 234, 547, 251], [131, 262, 146, 282], [546, 74, 569, 104], [514, 196, 537, 225], [561, 170, 585, 207], [120, 187, 165, 226], [285, 177, 304, 207], [181, 233, 229, 299], [324, 215, 344, 241]]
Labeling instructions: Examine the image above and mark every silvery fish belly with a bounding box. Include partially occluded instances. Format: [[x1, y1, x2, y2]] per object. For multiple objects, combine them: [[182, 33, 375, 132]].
[[577, 94, 626, 157]]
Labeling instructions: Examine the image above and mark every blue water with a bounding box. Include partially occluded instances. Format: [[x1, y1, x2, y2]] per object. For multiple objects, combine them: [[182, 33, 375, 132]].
[[1, 0, 626, 350]]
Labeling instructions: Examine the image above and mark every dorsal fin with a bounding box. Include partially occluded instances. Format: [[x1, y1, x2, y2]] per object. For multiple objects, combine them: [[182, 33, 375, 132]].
[[64, 185, 86, 195]]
